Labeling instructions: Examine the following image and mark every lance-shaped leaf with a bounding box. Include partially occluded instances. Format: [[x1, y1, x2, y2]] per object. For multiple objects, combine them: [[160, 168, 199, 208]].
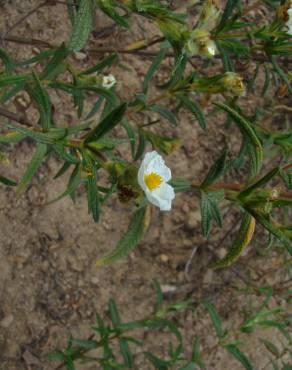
[[0, 175, 17, 187], [202, 150, 228, 187], [84, 103, 127, 143], [48, 165, 81, 204], [244, 207, 292, 254], [29, 71, 52, 131], [239, 167, 280, 199], [179, 94, 206, 129], [16, 143, 47, 194], [68, 0, 93, 51], [0, 131, 25, 143], [40, 43, 69, 80], [96, 206, 149, 266], [79, 53, 118, 76], [224, 344, 254, 370], [209, 213, 256, 269], [143, 47, 166, 94], [85, 163, 100, 223], [0, 48, 14, 73], [217, 0, 240, 31], [149, 104, 178, 127], [0, 74, 28, 87], [200, 190, 224, 238], [215, 102, 263, 176], [201, 299, 223, 338]]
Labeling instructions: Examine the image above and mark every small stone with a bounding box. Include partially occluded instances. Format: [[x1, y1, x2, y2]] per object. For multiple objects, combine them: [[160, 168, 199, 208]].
[[161, 284, 177, 293], [187, 210, 201, 229], [203, 269, 214, 285], [1, 314, 14, 328], [159, 254, 169, 263], [91, 277, 99, 285], [73, 51, 87, 61], [216, 247, 227, 259]]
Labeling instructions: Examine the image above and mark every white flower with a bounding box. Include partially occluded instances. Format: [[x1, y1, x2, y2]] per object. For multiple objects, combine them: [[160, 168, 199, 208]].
[[138, 151, 175, 211], [286, 8, 292, 35], [102, 74, 116, 89]]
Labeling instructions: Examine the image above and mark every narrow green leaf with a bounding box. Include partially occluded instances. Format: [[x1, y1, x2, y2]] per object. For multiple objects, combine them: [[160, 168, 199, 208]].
[[209, 213, 256, 269], [119, 338, 133, 368], [71, 339, 98, 349], [79, 54, 118, 76], [96, 206, 147, 266], [260, 338, 280, 358], [200, 191, 212, 237], [239, 167, 280, 198], [122, 120, 136, 159], [109, 298, 121, 327], [270, 56, 292, 94], [244, 207, 292, 254], [261, 64, 270, 97], [179, 95, 206, 129], [202, 150, 228, 187], [68, 0, 93, 51], [84, 103, 127, 143], [0, 175, 17, 186], [0, 74, 28, 87], [134, 129, 146, 161], [16, 143, 47, 194], [217, 0, 240, 30], [224, 344, 253, 370], [17, 49, 55, 67], [41, 43, 69, 80], [143, 48, 166, 93], [144, 352, 168, 370], [0, 48, 14, 73], [0, 131, 25, 143], [152, 280, 163, 312], [149, 104, 178, 127], [29, 71, 52, 131], [47, 350, 66, 361], [84, 159, 100, 222], [201, 299, 223, 338], [96, 0, 129, 28], [215, 102, 263, 176], [54, 161, 72, 179], [48, 165, 81, 204]]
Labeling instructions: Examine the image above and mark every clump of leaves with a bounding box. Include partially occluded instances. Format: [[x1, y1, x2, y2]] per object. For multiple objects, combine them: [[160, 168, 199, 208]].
[[49, 282, 291, 370], [0, 1, 291, 266]]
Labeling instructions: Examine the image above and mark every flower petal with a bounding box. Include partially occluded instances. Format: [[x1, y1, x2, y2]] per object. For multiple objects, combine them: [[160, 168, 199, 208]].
[[145, 153, 171, 182], [147, 183, 175, 211]]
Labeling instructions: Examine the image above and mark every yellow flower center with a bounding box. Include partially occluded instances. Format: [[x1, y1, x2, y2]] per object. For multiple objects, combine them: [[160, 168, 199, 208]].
[[144, 172, 163, 191]]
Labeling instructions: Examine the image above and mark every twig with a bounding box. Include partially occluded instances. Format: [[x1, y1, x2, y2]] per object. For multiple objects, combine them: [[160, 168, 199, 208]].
[[0, 106, 31, 126]]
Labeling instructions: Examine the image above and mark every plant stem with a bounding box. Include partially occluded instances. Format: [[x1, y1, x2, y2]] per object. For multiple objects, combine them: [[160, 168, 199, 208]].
[[0, 106, 30, 126]]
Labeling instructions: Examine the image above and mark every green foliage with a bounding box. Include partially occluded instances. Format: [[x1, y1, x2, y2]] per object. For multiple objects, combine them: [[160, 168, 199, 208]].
[[0, 2, 292, 367], [49, 282, 291, 369], [96, 206, 148, 266], [209, 212, 255, 269], [68, 0, 93, 51]]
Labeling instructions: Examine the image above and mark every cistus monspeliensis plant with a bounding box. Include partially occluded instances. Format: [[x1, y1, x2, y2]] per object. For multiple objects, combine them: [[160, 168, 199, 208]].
[[1, 0, 291, 267], [1, 0, 292, 368]]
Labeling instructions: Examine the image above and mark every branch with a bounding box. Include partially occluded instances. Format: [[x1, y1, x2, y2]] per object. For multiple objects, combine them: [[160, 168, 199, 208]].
[[0, 106, 31, 126]]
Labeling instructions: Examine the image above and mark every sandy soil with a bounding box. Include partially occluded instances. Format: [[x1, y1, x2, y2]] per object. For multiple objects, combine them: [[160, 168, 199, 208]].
[[0, 1, 290, 369]]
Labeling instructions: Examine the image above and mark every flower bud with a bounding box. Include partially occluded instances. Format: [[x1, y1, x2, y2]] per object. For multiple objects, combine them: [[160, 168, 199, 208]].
[[185, 29, 217, 58], [220, 72, 246, 96], [199, 0, 221, 30]]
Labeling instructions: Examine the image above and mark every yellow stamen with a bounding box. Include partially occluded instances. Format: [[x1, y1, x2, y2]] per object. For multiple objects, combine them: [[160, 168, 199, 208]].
[[144, 172, 163, 191]]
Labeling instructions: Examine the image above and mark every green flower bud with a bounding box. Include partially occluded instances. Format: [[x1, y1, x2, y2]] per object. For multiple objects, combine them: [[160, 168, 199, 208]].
[[220, 72, 246, 96], [184, 29, 217, 58]]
